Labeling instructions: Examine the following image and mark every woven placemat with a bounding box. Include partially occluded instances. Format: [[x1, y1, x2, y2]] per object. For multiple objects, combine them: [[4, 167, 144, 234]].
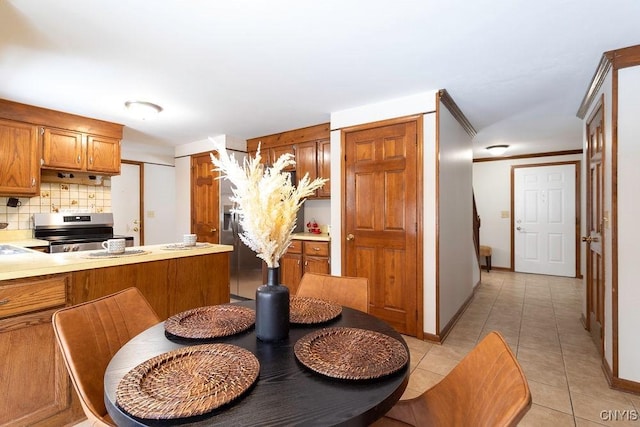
[[116, 343, 259, 420], [294, 327, 408, 380], [162, 242, 212, 250], [81, 249, 149, 258], [290, 296, 342, 324], [165, 305, 255, 339]]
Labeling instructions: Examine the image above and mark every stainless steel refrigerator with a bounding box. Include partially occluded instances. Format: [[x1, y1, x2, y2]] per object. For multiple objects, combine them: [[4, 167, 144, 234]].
[[220, 154, 303, 299]]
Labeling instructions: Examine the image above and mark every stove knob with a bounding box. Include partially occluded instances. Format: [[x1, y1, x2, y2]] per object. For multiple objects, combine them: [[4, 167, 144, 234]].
[[71, 246, 80, 252], [63, 246, 70, 252]]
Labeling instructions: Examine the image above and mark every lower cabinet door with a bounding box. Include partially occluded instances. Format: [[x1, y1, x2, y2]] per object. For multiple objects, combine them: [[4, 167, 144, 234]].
[[304, 256, 330, 275], [280, 253, 303, 295], [0, 309, 78, 426]]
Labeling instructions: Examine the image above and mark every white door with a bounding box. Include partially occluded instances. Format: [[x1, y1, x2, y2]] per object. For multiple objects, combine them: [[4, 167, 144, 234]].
[[111, 162, 142, 245], [514, 164, 576, 277]]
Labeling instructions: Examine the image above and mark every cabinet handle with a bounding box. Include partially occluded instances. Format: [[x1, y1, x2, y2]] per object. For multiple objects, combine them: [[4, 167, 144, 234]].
[[0, 298, 10, 306], [77, 155, 81, 164], [40, 158, 44, 166], [297, 260, 300, 265], [312, 247, 320, 251], [304, 261, 308, 266], [211, 228, 217, 233], [89, 156, 93, 164], [31, 177, 36, 187]]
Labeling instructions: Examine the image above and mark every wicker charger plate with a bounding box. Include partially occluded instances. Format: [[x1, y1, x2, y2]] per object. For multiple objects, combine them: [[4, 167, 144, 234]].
[[290, 296, 342, 324], [165, 305, 255, 339], [294, 327, 408, 380], [81, 249, 149, 258], [116, 343, 259, 420]]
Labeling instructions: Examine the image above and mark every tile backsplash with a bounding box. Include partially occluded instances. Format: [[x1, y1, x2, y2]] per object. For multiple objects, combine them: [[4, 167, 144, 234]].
[[0, 180, 112, 230]]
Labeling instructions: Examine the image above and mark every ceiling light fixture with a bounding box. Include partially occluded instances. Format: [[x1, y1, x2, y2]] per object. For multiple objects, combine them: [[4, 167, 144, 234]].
[[486, 144, 509, 156], [124, 101, 162, 120]]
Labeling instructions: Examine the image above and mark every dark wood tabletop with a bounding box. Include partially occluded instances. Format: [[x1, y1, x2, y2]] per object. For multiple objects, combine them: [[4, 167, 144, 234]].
[[104, 300, 409, 426]]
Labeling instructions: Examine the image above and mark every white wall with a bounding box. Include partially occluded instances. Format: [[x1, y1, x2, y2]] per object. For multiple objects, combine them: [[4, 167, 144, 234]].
[[438, 101, 475, 330], [616, 66, 640, 382], [143, 163, 177, 244], [422, 114, 437, 334], [121, 141, 175, 166], [473, 153, 583, 270], [119, 140, 178, 244]]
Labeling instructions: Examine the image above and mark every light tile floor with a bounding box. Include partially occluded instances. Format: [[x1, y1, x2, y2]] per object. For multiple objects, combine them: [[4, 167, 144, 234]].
[[400, 270, 640, 427]]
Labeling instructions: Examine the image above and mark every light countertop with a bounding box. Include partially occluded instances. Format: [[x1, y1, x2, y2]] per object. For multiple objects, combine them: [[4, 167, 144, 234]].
[[291, 232, 331, 242], [0, 243, 233, 282]]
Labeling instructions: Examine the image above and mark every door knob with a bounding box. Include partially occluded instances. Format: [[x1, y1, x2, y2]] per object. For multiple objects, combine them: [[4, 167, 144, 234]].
[[516, 226, 522, 231], [133, 227, 139, 232], [346, 233, 355, 241]]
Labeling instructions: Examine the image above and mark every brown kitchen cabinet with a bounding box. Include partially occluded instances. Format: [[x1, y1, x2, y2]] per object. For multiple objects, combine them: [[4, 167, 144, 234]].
[[42, 127, 121, 175], [316, 138, 331, 198], [303, 241, 330, 274], [279, 240, 303, 294], [0, 274, 83, 427], [1, 99, 123, 178], [278, 240, 330, 294], [0, 118, 40, 196], [269, 145, 296, 170], [247, 123, 330, 198], [70, 252, 230, 320], [295, 138, 330, 199]]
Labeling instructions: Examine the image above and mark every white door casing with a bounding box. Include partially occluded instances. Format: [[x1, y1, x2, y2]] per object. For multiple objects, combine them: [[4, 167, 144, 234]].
[[514, 164, 576, 277], [111, 162, 141, 245]]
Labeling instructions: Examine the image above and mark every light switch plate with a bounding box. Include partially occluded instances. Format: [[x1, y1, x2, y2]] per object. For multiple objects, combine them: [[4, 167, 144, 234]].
[[501, 210, 510, 218]]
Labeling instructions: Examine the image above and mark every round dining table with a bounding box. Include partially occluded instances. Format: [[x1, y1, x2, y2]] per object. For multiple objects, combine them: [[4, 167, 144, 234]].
[[104, 300, 409, 426]]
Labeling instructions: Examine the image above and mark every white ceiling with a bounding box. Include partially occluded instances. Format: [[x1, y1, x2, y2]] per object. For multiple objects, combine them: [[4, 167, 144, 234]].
[[1, 0, 639, 159]]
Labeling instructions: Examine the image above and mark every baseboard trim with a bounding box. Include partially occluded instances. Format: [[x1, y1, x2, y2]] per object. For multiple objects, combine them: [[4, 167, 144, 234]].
[[423, 285, 477, 344], [602, 355, 640, 395]]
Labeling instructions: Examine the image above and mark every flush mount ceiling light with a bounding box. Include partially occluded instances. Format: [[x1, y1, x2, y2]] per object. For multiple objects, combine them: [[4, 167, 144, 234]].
[[486, 144, 509, 156], [124, 101, 162, 120]]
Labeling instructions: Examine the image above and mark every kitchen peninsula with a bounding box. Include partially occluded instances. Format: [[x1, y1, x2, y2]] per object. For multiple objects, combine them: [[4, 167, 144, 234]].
[[0, 243, 232, 426]]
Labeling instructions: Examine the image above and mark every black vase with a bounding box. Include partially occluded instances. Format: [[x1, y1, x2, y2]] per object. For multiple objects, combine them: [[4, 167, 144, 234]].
[[255, 267, 290, 342]]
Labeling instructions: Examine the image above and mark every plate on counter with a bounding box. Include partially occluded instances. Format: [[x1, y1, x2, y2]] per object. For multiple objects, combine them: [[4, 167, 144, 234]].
[[82, 249, 149, 258], [162, 242, 212, 250]]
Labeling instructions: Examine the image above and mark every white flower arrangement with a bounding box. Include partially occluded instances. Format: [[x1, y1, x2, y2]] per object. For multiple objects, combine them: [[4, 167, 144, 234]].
[[210, 142, 328, 269]]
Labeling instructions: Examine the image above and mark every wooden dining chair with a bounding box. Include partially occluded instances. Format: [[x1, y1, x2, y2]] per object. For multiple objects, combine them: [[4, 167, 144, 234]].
[[373, 331, 531, 427], [296, 272, 369, 312], [52, 287, 160, 427]]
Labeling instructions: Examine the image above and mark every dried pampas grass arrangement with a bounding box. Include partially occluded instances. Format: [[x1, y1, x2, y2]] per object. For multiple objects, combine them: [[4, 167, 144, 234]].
[[210, 141, 328, 268]]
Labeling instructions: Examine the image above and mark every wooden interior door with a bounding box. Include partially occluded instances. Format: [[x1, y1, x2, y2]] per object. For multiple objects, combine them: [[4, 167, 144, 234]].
[[585, 102, 605, 354], [191, 153, 219, 243], [344, 119, 418, 336]]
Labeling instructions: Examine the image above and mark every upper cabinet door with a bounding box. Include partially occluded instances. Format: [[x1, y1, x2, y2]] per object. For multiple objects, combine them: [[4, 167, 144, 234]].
[[295, 141, 317, 191], [86, 135, 120, 174], [316, 138, 331, 198], [270, 145, 296, 170], [0, 119, 40, 196], [42, 127, 84, 171]]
